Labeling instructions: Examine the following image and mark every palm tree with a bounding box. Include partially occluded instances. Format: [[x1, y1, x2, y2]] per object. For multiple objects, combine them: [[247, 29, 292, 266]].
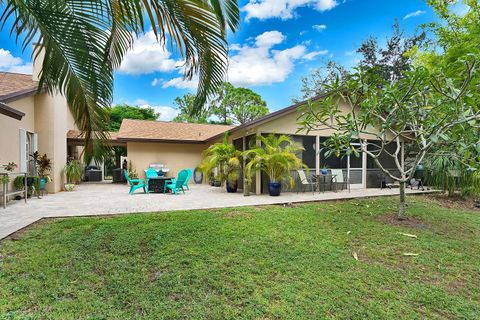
[[200, 133, 241, 191], [244, 134, 305, 196], [1, 0, 239, 159]]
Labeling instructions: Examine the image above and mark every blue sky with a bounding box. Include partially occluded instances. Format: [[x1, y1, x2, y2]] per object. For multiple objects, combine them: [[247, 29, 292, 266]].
[[0, 0, 438, 120]]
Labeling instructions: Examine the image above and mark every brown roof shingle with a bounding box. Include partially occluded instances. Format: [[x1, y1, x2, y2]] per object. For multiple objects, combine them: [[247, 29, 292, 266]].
[[118, 119, 233, 143], [67, 130, 120, 141], [0, 72, 38, 102]]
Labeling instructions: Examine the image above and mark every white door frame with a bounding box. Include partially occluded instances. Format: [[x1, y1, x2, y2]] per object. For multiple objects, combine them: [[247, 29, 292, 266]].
[[347, 142, 367, 189]]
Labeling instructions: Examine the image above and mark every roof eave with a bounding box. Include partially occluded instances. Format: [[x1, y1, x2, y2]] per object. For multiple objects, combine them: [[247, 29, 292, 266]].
[[0, 102, 26, 120], [117, 137, 208, 144], [0, 88, 38, 103]]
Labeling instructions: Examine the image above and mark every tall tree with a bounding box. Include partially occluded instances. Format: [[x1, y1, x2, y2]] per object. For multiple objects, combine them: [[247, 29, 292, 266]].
[[210, 82, 235, 124], [226, 87, 268, 125], [357, 20, 426, 82], [0, 0, 240, 160], [298, 62, 480, 219], [416, 0, 480, 168], [108, 104, 159, 131], [210, 82, 268, 124], [173, 93, 211, 124], [297, 22, 425, 101]]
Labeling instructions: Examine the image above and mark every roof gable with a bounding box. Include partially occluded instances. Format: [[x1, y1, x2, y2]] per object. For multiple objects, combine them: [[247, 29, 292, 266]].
[[0, 72, 38, 102], [117, 119, 233, 143]]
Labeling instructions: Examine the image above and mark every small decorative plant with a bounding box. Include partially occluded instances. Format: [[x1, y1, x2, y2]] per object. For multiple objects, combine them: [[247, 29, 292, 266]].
[[2, 162, 17, 172], [31, 152, 52, 179], [64, 160, 82, 191], [128, 160, 138, 179], [1, 175, 10, 184]]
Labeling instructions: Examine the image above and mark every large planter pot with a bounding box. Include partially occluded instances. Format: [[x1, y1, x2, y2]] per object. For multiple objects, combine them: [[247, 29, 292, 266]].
[[213, 181, 222, 187], [39, 178, 47, 190], [64, 183, 75, 191], [268, 182, 281, 196], [226, 180, 238, 193]]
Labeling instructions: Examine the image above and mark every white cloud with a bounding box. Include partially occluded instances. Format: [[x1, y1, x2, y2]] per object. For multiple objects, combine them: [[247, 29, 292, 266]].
[[163, 30, 324, 88], [151, 78, 164, 87], [0, 48, 32, 74], [312, 24, 327, 32], [137, 103, 179, 121], [255, 30, 285, 47], [403, 10, 426, 20], [162, 76, 198, 90], [118, 31, 180, 75], [302, 50, 329, 60], [243, 0, 338, 21]]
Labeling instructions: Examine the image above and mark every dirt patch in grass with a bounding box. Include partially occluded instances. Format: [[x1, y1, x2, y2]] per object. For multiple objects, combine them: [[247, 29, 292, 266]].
[[376, 213, 430, 229], [422, 194, 480, 212], [222, 210, 253, 219]]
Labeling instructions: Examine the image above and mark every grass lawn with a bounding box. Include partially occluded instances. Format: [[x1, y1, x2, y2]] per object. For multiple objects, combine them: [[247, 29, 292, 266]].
[[0, 196, 479, 319]]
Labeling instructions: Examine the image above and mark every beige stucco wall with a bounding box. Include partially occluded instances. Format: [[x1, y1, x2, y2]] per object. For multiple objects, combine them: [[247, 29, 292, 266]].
[[127, 142, 207, 179], [0, 96, 36, 166], [34, 92, 75, 193]]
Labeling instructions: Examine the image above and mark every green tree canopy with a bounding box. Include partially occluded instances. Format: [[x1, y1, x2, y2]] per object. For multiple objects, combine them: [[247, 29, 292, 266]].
[[211, 82, 269, 125], [173, 83, 269, 125], [108, 105, 159, 131], [173, 94, 211, 124], [297, 22, 425, 101]]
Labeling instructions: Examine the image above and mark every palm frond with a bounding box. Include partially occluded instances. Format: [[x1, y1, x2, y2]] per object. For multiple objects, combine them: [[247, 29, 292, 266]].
[[1, 0, 239, 161]]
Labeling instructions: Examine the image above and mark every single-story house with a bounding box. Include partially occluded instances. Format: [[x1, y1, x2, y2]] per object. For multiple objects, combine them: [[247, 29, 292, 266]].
[[109, 98, 401, 194], [2, 50, 399, 195]]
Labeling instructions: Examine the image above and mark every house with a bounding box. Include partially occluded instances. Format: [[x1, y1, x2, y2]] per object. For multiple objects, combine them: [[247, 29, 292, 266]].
[[116, 97, 401, 194], [1, 52, 399, 195], [0, 62, 78, 193]]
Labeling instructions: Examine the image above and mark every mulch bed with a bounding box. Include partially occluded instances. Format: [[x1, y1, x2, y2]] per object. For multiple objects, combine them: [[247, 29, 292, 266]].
[[376, 213, 430, 229]]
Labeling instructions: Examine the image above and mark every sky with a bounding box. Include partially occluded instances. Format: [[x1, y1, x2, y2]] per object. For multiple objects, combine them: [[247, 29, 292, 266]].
[[0, 0, 440, 121]]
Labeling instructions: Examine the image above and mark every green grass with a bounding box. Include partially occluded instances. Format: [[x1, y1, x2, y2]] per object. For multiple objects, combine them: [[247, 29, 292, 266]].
[[1, 196, 479, 319]]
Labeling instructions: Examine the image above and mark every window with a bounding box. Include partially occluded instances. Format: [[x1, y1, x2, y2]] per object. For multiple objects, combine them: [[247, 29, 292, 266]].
[[19, 129, 37, 174]]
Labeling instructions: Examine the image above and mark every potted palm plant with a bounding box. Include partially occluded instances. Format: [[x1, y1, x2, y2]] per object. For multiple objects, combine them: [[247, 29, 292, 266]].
[[31, 152, 52, 191], [244, 134, 305, 196], [64, 159, 82, 191], [201, 134, 242, 193]]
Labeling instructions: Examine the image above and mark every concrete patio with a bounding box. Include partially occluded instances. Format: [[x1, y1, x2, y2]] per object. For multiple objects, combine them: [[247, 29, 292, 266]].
[[0, 183, 432, 240]]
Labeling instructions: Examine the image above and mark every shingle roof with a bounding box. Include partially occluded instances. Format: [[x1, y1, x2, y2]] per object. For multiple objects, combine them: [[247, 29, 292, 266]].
[[67, 130, 120, 141], [117, 119, 233, 143], [0, 72, 38, 102]]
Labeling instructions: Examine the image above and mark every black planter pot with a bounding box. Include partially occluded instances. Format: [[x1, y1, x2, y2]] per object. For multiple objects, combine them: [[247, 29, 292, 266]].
[[268, 182, 281, 196], [226, 180, 238, 193], [213, 181, 222, 187]]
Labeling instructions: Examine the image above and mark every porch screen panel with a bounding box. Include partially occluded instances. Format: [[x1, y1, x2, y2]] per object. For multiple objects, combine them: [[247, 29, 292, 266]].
[[301, 136, 316, 169], [319, 137, 347, 169]]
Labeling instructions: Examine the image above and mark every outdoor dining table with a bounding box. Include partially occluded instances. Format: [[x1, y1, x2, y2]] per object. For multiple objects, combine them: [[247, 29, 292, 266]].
[[315, 174, 337, 193], [148, 176, 173, 193]]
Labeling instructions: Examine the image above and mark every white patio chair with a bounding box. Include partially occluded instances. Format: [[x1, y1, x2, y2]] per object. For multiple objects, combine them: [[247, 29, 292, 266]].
[[330, 169, 349, 192], [297, 169, 316, 194]]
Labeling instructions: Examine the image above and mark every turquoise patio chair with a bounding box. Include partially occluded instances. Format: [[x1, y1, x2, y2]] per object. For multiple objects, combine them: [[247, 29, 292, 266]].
[[183, 169, 193, 190], [145, 168, 158, 182], [124, 170, 149, 195], [164, 169, 189, 195]]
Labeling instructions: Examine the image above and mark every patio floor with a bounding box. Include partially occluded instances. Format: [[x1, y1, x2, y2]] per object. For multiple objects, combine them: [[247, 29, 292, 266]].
[[0, 183, 433, 240]]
